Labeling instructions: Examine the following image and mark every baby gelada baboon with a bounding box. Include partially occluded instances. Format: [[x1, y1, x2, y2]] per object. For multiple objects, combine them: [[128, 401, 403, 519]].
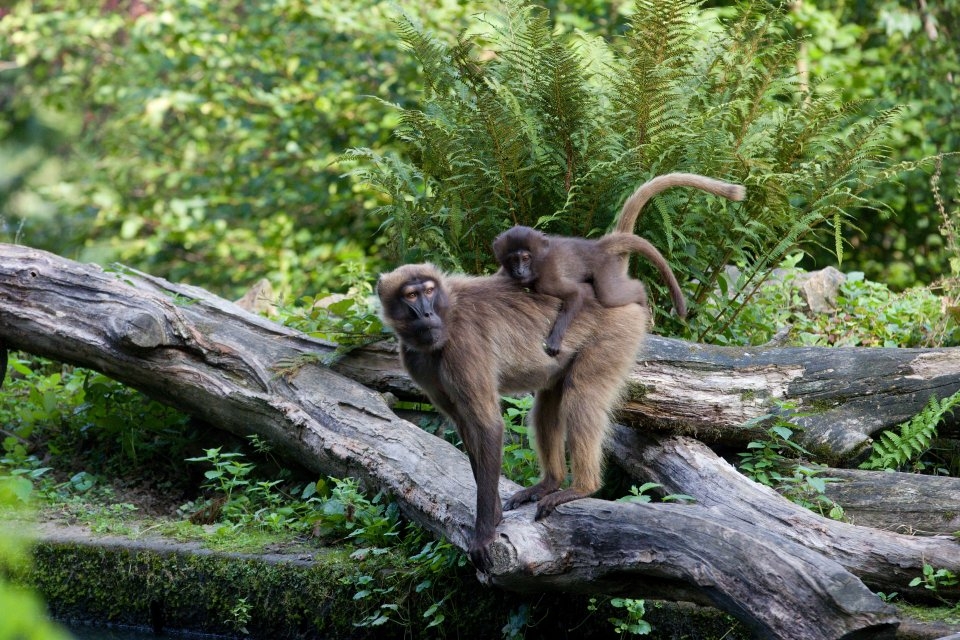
[[494, 172, 745, 355]]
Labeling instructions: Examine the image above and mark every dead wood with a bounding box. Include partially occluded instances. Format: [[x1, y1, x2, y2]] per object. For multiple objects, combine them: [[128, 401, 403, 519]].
[[337, 336, 960, 465], [5, 243, 960, 639]]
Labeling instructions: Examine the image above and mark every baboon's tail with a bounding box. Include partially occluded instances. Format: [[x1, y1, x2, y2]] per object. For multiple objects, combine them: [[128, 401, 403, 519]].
[[614, 173, 746, 235]]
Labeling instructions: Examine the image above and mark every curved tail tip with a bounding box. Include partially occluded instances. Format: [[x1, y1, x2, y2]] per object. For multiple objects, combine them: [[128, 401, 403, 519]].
[[730, 184, 747, 201]]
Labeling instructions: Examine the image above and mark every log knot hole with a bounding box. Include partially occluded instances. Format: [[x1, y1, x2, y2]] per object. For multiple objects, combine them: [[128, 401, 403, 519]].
[[111, 311, 169, 350]]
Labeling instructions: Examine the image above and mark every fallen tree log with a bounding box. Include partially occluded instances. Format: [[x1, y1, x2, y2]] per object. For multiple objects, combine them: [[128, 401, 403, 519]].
[[821, 468, 960, 535], [607, 429, 960, 600], [4, 243, 960, 638], [335, 335, 960, 464], [622, 338, 960, 463], [365, 400, 960, 539]]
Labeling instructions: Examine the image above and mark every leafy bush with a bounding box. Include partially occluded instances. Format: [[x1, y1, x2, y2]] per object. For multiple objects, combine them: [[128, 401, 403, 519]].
[[693, 255, 958, 347], [738, 406, 845, 519], [786, 3, 960, 288], [0, 354, 192, 478], [0, 0, 476, 297], [349, 0, 902, 338], [278, 262, 384, 361]]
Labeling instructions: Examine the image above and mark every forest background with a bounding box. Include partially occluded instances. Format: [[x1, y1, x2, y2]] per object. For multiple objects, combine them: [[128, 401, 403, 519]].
[[1, 0, 958, 302], [1, 0, 960, 637]]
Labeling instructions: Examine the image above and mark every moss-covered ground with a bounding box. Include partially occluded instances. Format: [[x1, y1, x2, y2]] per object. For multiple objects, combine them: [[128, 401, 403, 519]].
[[11, 516, 755, 639]]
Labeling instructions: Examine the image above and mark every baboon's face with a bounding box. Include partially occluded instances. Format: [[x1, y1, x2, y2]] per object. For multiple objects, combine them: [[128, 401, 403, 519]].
[[378, 271, 449, 351], [493, 226, 548, 286]]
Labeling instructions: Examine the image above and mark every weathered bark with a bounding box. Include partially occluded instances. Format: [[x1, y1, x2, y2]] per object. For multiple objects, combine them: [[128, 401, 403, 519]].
[[335, 334, 960, 464], [622, 338, 960, 462], [1, 243, 958, 639], [821, 468, 960, 535], [607, 429, 960, 600]]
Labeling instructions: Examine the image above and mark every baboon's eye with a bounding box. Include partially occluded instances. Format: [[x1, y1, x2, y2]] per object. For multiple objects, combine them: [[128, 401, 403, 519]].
[[404, 290, 418, 301]]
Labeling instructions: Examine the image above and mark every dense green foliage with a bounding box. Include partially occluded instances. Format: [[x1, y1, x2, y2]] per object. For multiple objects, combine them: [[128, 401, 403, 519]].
[[789, 1, 960, 288], [700, 255, 960, 347], [0, 354, 473, 631], [2, 0, 958, 299], [2, 0, 959, 633], [0, 482, 72, 640], [0, 0, 475, 297], [349, 0, 912, 337]]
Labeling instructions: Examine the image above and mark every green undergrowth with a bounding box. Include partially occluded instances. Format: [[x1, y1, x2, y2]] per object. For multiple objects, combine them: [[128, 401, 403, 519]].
[[689, 254, 960, 348], [860, 391, 960, 474], [896, 602, 960, 627], [737, 405, 847, 521], [20, 533, 498, 639]]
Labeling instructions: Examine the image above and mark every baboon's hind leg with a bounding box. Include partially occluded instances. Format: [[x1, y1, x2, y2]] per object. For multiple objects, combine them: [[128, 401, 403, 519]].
[[534, 319, 640, 521], [593, 271, 649, 308]]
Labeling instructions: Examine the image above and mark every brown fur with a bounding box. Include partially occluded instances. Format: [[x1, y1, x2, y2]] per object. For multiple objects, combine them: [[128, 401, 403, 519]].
[[493, 227, 685, 355], [493, 173, 744, 355], [376, 174, 743, 568], [377, 264, 647, 569]]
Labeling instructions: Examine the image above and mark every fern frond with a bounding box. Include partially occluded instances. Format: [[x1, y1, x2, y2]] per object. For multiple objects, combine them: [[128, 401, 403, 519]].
[[393, 11, 457, 99], [860, 390, 960, 471], [353, 1, 896, 337]]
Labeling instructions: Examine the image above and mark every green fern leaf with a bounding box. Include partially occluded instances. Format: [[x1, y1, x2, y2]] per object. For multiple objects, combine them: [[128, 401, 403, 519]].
[[861, 390, 960, 471]]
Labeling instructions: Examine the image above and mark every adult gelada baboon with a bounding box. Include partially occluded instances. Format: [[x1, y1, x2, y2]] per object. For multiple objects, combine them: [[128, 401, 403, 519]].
[[377, 264, 647, 569], [377, 173, 744, 569]]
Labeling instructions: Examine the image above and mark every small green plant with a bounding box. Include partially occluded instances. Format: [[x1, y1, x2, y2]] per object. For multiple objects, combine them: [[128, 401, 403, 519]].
[[500, 395, 539, 486], [589, 596, 652, 636], [738, 409, 814, 487], [738, 407, 845, 519], [860, 390, 960, 472], [312, 476, 400, 547], [349, 534, 465, 631], [609, 598, 652, 636], [279, 263, 384, 363], [910, 563, 959, 608], [186, 447, 255, 517], [617, 482, 694, 504], [229, 596, 253, 635]]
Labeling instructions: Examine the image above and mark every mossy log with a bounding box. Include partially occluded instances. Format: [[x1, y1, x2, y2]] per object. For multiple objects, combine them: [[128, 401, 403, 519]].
[[4, 243, 960, 639]]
